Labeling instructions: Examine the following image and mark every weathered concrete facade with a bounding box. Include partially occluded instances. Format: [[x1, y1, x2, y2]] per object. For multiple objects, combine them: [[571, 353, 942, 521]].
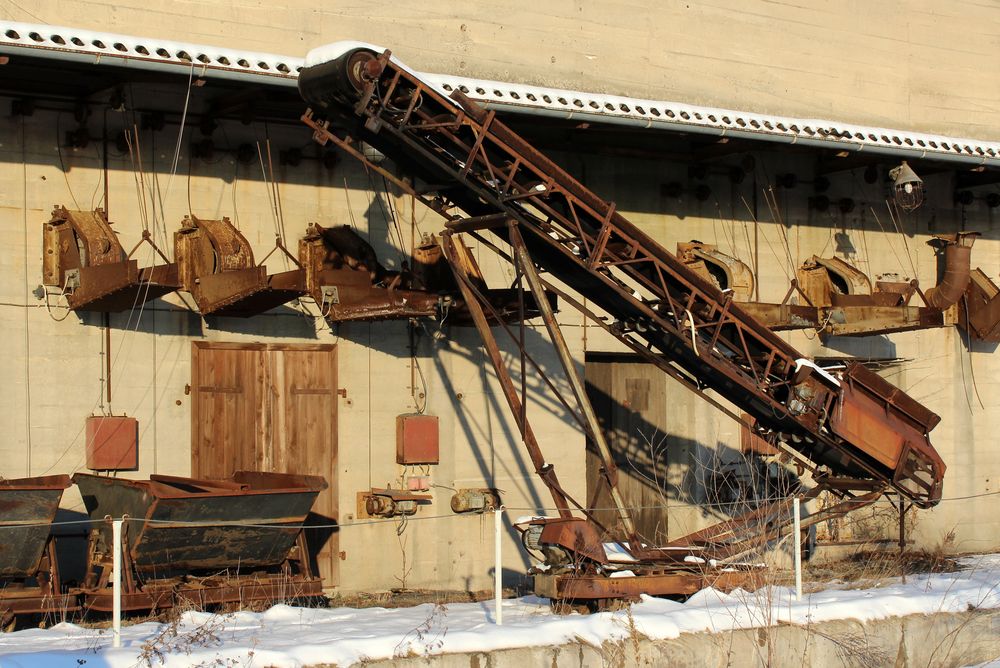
[[7, 0, 1000, 138], [0, 1, 998, 593]]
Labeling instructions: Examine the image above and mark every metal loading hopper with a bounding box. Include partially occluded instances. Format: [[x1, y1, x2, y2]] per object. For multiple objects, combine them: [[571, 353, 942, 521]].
[[0, 475, 77, 622], [73, 471, 328, 612], [42, 207, 179, 312], [300, 222, 555, 323], [174, 215, 306, 317]]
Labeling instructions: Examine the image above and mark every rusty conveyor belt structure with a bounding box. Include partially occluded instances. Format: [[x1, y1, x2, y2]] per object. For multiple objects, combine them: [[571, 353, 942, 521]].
[[299, 47, 946, 602]]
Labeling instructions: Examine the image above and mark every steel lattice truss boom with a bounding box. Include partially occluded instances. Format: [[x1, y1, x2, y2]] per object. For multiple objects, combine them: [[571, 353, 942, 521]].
[[297, 48, 945, 586]]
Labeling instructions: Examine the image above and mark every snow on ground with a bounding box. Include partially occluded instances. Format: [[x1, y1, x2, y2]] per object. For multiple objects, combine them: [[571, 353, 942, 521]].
[[1, 555, 998, 667]]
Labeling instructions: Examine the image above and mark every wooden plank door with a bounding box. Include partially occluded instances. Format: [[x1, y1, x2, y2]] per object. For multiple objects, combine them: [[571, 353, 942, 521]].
[[190, 342, 339, 586], [274, 346, 339, 588], [585, 358, 672, 544], [190, 343, 264, 478]]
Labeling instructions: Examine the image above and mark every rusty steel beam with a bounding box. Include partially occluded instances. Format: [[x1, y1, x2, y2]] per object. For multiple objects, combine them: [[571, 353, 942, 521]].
[[510, 225, 636, 539], [534, 569, 763, 601], [441, 232, 576, 519]]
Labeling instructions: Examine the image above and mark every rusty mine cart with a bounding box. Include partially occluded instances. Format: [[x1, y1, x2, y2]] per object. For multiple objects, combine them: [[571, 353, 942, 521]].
[[0, 475, 77, 627], [73, 471, 327, 613]]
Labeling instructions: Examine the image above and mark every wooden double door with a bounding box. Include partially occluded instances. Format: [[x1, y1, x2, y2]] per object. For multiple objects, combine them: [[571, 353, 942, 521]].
[[190, 342, 339, 586]]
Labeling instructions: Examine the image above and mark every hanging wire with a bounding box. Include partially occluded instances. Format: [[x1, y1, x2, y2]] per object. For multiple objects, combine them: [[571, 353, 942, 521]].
[[740, 195, 791, 282]]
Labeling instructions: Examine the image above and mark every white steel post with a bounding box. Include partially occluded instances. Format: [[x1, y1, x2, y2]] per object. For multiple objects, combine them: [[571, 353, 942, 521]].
[[112, 517, 123, 648], [494, 506, 504, 625], [793, 497, 802, 601]]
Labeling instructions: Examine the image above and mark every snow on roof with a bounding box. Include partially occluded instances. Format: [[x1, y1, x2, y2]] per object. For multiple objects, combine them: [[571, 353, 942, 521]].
[[0, 21, 302, 82], [3, 22, 998, 167]]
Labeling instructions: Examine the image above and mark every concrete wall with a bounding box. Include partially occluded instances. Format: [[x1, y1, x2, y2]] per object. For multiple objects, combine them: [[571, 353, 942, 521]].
[[4, 1, 999, 138], [0, 97, 589, 593], [367, 609, 1000, 668]]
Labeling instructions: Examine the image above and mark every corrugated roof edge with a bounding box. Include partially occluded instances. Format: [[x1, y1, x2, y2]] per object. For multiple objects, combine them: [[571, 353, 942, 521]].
[[2, 22, 997, 168]]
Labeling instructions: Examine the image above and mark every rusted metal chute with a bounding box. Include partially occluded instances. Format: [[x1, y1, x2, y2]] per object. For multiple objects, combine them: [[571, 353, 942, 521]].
[[741, 247, 968, 336], [300, 222, 441, 321], [961, 268, 1000, 342], [0, 475, 78, 626], [299, 222, 554, 323], [676, 238, 978, 336], [676, 241, 754, 301], [174, 215, 306, 317], [42, 206, 179, 311]]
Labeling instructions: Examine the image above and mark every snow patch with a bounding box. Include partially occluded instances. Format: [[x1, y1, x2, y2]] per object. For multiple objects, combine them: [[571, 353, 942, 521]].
[[0, 556, 998, 666]]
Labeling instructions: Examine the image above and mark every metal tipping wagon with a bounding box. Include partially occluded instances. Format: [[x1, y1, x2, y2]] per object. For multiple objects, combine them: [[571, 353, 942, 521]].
[[73, 471, 328, 612], [0, 475, 77, 626]]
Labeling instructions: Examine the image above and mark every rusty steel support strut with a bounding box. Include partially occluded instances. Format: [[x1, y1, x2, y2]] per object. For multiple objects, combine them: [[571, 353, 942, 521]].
[[441, 231, 575, 520], [508, 224, 636, 539]]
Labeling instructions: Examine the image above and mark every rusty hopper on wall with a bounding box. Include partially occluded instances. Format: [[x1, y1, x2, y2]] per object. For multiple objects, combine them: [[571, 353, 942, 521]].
[[300, 222, 443, 321], [174, 215, 306, 317], [0, 475, 77, 624], [680, 239, 974, 337], [300, 221, 555, 323], [73, 471, 327, 612], [42, 206, 179, 311]]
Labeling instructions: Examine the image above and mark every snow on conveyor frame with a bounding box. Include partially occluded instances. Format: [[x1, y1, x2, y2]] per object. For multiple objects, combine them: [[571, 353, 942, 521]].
[[2, 23, 998, 168]]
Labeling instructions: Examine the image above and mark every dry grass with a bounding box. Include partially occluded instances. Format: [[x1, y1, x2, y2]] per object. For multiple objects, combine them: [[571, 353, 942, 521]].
[[327, 587, 520, 610], [799, 547, 962, 589]]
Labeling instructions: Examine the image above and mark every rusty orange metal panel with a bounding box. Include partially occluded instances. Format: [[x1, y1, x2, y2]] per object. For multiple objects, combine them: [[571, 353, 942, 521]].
[[396, 414, 439, 464], [829, 385, 903, 469], [85, 415, 138, 470]]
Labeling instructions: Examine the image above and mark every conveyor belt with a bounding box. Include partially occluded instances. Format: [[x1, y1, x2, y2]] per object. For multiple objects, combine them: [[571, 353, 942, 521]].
[[298, 47, 944, 510]]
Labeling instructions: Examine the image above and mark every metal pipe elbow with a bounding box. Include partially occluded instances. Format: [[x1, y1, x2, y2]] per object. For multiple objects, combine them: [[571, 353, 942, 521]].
[[924, 234, 977, 309]]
